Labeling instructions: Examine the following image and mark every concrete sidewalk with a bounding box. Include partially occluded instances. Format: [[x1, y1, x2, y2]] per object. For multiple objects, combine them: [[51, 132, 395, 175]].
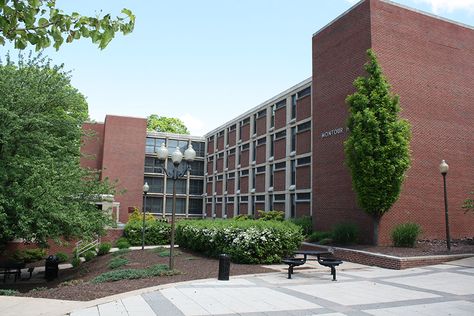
[[2, 257, 473, 316]]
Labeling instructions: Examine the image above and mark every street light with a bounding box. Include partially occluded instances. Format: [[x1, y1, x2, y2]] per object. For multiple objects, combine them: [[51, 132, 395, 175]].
[[142, 182, 150, 250], [155, 143, 196, 270], [439, 160, 451, 251]]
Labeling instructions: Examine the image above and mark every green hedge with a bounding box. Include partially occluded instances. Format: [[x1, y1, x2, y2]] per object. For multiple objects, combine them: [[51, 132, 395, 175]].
[[176, 220, 303, 264], [124, 220, 171, 246]]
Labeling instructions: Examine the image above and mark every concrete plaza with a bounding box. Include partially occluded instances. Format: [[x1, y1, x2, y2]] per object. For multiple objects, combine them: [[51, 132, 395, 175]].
[[1, 257, 473, 316]]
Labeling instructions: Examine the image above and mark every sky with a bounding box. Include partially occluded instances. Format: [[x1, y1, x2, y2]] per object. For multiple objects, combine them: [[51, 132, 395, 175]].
[[2, 0, 473, 135]]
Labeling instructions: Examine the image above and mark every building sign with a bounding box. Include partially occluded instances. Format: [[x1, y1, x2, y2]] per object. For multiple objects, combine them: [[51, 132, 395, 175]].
[[321, 127, 349, 139]]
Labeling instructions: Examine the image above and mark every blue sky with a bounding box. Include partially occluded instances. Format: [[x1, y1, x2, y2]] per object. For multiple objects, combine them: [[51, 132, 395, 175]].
[[2, 0, 473, 135]]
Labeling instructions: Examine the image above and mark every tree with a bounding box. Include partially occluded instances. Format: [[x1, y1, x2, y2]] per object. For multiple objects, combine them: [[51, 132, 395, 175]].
[[344, 49, 411, 245], [0, 53, 115, 249], [0, 0, 135, 50], [147, 115, 190, 135]]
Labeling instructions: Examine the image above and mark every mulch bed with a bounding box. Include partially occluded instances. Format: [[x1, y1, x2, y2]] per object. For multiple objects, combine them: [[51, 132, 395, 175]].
[[1, 248, 273, 301], [334, 238, 474, 257]]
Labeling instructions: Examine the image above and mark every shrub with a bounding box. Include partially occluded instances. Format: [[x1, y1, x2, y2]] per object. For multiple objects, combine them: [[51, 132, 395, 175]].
[[127, 208, 156, 223], [116, 237, 131, 249], [176, 219, 303, 264], [108, 257, 129, 269], [55, 252, 69, 263], [332, 223, 359, 245], [0, 289, 20, 296], [97, 242, 112, 256], [257, 210, 284, 221], [290, 216, 313, 236], [391, 223, 421, 247], [233, 214, 252, 221], [91, 264, 178, 283], [124, 220, 171, 246], [83, 250, 96, 262], [308, 231, 332, 243], [71, 257, 81, 268], [12, 248, 46, 263]]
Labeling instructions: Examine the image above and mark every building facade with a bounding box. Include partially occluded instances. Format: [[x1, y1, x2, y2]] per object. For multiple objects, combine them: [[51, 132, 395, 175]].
[[81, 0, 473, 245]]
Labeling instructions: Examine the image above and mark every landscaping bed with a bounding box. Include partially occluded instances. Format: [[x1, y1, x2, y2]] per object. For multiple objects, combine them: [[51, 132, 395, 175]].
[[1, 248, 273, 301]]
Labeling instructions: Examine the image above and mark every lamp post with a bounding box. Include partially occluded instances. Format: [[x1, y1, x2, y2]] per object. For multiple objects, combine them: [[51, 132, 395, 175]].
[[439, 160, 451, 251], [155, 143, 196, 270], [142, 182, 149, 250]]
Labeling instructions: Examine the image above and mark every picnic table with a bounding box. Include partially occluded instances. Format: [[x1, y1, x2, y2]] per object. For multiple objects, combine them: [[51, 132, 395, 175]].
[[282, 249, 343, 280], [0, 260, 25, 282]]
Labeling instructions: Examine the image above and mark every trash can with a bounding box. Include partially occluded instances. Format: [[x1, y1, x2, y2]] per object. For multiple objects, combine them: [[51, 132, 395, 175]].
[[218, 254, 230, 281], [45, 255, 59, 281]]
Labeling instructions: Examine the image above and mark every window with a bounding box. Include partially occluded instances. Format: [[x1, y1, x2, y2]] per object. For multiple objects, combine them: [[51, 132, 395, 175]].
[[250, 195, 255, 214], [168, 139, 189, 154], [216, 174, 224, 181], [297, 121, 311, 133], [144, 177, 164, 193], [208, 136, 214, 143], [269, 134, 275, 158], [217, 130, 224, 137], [269, 164, 274, 187], [256, 166, 266, 174], [227, 196, 234, 202], [228, 148, 235, 155], [291, 127, 296, 152], [191, 141, 205, 157], [240, 143, 250, 151], [257, 137, 266, 146], [241, 117, 250, 126], [297, 156, 311, 166], [207, 197, 212, 204], [145, 137, 166, 154], [291, 94, 297, 119], [189, 179, 204, 195], [256, 195, 265, 202], [217, 152, 224, 159], [270, 105, 275, 128], [274, 194, 285, 201], [228, 172, 235, 179], [296, 193, 311, 201], [166, 179, 186, 194], [216, 197, 223, 203], [228, 124, 236, 132], [275, 130, 286, 139], [188, 199, 203, 215], [207, 155, 214, 162], [297, 86, 311, 99], [252, 167, 256, 189], [166, 198, 186, 214], [291, 160, 296, 185], [241, 169, 249, 176], [145, 157, 164, 174], [252, 141, 257, 162], [145, 197, 163, 213], [290, 193, 296, 218], [190, 160, 204, 176], [275, 99, 286, 110], [257, 109, 267, 118], [237, 174, 241, 190], [275, 161, 286, 170], [253, 113, 257, 135], [240, 196, 248, 202]]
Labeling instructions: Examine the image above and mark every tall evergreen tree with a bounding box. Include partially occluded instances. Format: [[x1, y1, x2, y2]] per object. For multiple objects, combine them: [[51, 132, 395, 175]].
[[344, 49, 411, 245]]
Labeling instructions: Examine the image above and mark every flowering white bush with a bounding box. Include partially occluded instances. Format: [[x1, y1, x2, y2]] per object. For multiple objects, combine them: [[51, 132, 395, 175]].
[[176, 220, 303, 264]]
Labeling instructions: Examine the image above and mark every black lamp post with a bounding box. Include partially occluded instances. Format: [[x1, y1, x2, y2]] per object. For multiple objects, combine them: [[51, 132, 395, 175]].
[[439, 160, 451, 251], [155, 143, 196, 270], [142, 182, 149, 250]]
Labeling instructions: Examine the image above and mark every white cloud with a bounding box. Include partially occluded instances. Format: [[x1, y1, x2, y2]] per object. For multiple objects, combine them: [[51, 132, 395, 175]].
[[182, 113, 206, 136], [413, 0, 474, 14]]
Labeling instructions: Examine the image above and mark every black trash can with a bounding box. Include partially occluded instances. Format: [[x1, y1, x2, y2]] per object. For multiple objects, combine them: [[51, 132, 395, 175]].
[[45, 255, 59, 281], [218, 254, 230, 281]]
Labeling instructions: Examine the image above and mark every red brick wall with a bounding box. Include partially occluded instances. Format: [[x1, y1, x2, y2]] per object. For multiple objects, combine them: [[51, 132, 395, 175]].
[[296, 166, 311, 189], [227, 154, 235, 169], [228, 130, 236, 147], [206, 182, 213, 195], [273, 202, 285, 212], [81, 123, 105, 171], [312, 0, 374, 243], [370, 0, 474, 244], [216, 158, 224, 173], [274, 170, 286, 191], [216, 180, 223, 195], [101, 115, 147, 223], [240, 176, 249, 194], [256, 144, 266, 164], [312, 0, 474, 245], [240, 150, 250, 168], [217, 136, 224, 151], [296, 202, 311, 217], [240, 124, 250, 142], [256, 174, 265, 192], [274, 139, 286, 160], [256, 117, 267, 136], [227, 180, 235, 194], [275, 108, 287, 129], [207, 138, 215, 155], [296, 130, 311, 155], [296, 95, 311, 121]]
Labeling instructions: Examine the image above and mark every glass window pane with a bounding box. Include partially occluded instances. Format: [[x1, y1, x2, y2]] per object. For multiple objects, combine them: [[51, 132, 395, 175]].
[[189, 179, 204, 195], [166, 179, 187, 194], [188, 198, 203, 215], [190, 161, 204, 176], [166, 198, 186, 214]]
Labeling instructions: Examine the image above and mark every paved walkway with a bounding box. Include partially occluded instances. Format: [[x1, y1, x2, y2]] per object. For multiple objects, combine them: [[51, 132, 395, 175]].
[[2, 257, 473, 316]]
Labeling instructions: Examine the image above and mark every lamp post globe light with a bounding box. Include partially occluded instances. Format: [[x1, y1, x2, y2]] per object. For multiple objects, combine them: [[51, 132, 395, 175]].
[[155, 143, 196, 270], [439, 160, 451, 251], [142, 182, 150, 250]]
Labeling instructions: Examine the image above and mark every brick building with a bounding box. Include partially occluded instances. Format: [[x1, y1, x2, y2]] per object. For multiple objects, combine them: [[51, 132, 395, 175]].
[[82, 0, 473, 245]]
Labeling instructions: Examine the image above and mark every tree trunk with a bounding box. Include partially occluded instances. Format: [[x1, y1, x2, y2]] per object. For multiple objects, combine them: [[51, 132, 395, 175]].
[[373, 216, 381, 246]]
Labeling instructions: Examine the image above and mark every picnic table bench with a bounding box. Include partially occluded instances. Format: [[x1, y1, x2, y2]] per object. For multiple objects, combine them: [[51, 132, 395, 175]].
[[0, 260, 34, 282], [282, 250, 343, 281]]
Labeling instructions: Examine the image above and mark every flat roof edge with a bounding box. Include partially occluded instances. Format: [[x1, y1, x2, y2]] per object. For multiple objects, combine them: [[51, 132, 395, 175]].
[[312, 0, 366, 37]]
